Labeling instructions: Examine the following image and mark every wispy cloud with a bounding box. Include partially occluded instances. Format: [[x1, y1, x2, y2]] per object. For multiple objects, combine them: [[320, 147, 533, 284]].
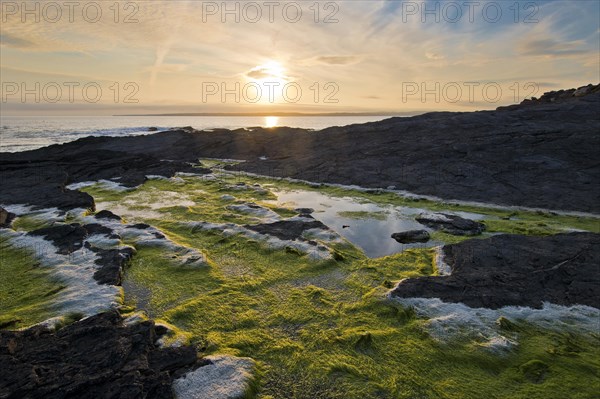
[[1, 0, 598, 114]]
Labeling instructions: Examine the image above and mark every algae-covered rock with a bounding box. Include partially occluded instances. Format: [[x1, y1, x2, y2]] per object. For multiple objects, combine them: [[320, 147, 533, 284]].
[[519, 359, 549, 383]]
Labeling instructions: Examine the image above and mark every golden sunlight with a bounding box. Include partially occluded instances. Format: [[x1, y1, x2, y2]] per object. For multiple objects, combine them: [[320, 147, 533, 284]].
[[247, 61, 288, 85], [264, 116, 279, 128]]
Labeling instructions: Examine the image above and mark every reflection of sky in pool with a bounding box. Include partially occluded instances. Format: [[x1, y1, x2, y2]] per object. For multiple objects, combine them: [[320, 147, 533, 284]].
[[267, 189, 487, 258]]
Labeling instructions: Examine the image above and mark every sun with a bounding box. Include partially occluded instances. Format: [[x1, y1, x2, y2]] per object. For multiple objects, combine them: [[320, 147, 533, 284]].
[[261, 61, 285, 80], [247, 60, 288, 84], [245, 60, 290, 104]]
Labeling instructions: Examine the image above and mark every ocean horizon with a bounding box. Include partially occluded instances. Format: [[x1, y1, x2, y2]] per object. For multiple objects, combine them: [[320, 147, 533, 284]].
[[0, 115, 391, 153]]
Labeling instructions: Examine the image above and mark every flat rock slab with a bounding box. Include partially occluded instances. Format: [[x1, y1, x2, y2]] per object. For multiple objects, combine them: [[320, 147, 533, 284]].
[[415, 213, 485, 236], [245, 217, 328, 241], [0, 311, 200, 399], [391, 229, 430, 244], [390, 232, 600, 309]]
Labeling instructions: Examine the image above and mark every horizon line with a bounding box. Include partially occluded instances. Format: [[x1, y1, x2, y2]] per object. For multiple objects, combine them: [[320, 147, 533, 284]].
[[112, 111, 416, 117]]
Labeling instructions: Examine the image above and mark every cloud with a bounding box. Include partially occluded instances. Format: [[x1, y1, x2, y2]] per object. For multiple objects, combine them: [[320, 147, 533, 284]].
[[425, 52, 445, 61], [314, 56, 362, 65], [518, 38, 590, 57], [1, 0, 598, 114], [246, 68, 274, 80], [0, 33, 35, 49], [145, 63, 188, 74]]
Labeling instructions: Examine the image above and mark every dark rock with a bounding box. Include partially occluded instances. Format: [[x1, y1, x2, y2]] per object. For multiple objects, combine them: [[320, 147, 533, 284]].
[[0, 146, 210, 211], [95, 210, 122, 221], [245, 216, 328, 241], [0, 311, 201, 399], [0, 207, 16, 228], [29, 223, 133, 286], [148, 346, 197, 373], [29, 223, 88, 254], [91, 246, 135, 286], [391, 230, 430, 243], [390, 233, 600, 309], [154, 324, 170, 337], [497, 84, 600, 110], [127, 223, 151, 230], [2, 85, 599, 212], [294, 208, 314, 215], [416, 213, 485, 236], [83, 223, 120, 239], [148, 127, 159, 132]]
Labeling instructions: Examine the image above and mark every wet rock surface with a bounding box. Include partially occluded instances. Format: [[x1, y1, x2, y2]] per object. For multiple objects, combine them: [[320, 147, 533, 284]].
[[415, 213, 485, 236], [0, 207, 16, 228], [89, 245, 136, 286], [0, 149, 210, 211], [245, 216, 328, 241], [0, 311, 202, 399], [391, 230, 430, 244], [29, 223, 133, 286], [1, 86, 599, 213], [95, 210, 122, 221], [390, 232, 600, 309], [29, 224, 89, 254]]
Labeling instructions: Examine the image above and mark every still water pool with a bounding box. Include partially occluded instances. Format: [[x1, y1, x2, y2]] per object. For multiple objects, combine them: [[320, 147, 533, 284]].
[[267, 189, 487, 258]]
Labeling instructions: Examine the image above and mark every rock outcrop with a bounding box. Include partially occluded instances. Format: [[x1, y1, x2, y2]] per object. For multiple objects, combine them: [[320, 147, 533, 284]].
[[415, 213, 485, 236], [0, 149, 210, 211], [0, 207, 16, 228], [245, 216, 329, 241], [390, 233, 600, 309], [29, 223, 134, 286], [0, 311, 202, 399], [2, 85, 599, 213], [391, 230, 430, 243], [499, 83, 600, 109]]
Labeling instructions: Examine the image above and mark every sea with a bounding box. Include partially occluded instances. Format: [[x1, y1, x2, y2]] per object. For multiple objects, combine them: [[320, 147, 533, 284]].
[[0, 115, 391, 153]]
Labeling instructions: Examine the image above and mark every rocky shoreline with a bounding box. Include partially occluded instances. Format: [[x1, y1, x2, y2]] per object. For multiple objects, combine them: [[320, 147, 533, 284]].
[[1, 85, 599, 213], [0, 311, 201, 399], [1, 85, 599, 398], [391, 232, 600, 310]]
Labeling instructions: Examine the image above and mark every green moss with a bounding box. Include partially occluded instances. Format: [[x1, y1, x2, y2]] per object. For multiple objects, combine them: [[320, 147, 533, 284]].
[[429, 230, 475, 245], [54, 312, 85, 331], [483, 220, 566, 236], [12, 215, 52, 232], [266, 206, 297, 218], [0, 235, 63, 329], [519, 360, 550, 383], [337, 211, 389, 220], [497, 316, 520, 332], [74, 168, 600, 398], [222, 173, 600, 234]]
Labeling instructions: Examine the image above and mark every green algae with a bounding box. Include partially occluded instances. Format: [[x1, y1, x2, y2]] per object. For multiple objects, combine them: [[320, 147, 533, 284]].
[[337, 211, 389, 220], [218, 173, 600, 234], [71, 171, 600, 398], [0, 235, 64, 329], [12, 214, 53, 232]]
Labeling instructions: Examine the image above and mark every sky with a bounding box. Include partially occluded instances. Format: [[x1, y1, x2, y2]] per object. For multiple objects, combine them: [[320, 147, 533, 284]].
[[0, 0, 599, 115]]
